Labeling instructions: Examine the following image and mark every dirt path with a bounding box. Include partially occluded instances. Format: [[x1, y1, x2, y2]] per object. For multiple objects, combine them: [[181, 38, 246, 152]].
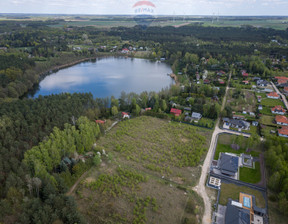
[[193, 73, 231, 224], [66, 171, 89, 196]]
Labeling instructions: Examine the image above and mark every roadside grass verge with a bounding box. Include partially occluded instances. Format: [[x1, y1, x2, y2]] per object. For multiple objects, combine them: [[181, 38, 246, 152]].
[[239, 162, 261, 184]]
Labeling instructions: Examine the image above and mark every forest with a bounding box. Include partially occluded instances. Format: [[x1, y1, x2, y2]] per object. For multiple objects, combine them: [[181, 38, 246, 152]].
[[0, 18, 288, 222]]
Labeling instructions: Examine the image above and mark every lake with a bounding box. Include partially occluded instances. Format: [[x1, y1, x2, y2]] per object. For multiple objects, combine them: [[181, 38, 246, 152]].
[[30, 57, 173, 98]]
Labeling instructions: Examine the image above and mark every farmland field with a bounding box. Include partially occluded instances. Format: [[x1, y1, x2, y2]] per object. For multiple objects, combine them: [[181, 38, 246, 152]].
[[74, 116, 212, 223]]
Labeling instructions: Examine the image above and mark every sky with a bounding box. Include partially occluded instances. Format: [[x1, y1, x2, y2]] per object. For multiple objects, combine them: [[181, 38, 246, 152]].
[[0, 0, 288, 16]]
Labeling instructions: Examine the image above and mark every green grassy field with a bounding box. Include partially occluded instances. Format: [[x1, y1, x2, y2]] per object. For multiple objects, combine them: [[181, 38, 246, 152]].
[[219, 183, 266, 208], [261, 98, 285, 107], [239, 162, 261, 184], [74, 116, 212, 224], [260, 115, 277, 126]]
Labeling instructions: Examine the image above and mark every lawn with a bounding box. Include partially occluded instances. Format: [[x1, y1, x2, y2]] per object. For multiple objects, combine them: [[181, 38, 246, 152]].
[[260, 115, 277, 126], [261, 98, 285, 107], [74, 116, 211, 223], [260, 106, 273, 116], [214, 143, 260, 160], [219, 183, 266, 208], [239, 162, 261, 184]]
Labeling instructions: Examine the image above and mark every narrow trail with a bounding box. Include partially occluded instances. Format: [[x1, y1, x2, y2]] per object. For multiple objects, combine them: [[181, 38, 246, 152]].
[[193, 73, 231, 224], [66, 171, 89, 196]]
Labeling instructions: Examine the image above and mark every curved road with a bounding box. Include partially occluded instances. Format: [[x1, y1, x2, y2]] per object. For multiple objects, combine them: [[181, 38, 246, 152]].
[[193, 74, 250, 224]]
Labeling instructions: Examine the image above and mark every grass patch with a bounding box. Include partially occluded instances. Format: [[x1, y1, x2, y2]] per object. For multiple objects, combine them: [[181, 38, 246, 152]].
[[261, 98, 285, 107], [214, 143, 260, 160], [219, 183, 266, 208], [239, 162, 261, 184], [260, 115, 277, 126], [260, 106, 273, 115]]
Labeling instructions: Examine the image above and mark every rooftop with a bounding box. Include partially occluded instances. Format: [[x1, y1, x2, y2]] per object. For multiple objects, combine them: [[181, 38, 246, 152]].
[[219, 153, 239, 175], [275, 115, 288, 124]]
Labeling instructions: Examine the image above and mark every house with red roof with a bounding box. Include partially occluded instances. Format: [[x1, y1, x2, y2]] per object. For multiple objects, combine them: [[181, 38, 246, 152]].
[[284, 87, 288, 94], [170, 108, 182, 117], [271, 105, 286, 115], [242, 73, 249, 77], [121, 112, 130, 119], [242, 80, 249, 85], [121, 48, 129, 54], [267, 92, 280, 99], [275, 115, 288, 126], [278, 126, 288, 138], [145, 107, 151, 111], [275, 76, 288, 86], [95, 120, 106, 124]]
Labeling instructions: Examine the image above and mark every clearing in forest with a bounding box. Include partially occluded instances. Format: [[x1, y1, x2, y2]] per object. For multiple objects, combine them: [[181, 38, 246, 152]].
[[74, 116, 212, 224]]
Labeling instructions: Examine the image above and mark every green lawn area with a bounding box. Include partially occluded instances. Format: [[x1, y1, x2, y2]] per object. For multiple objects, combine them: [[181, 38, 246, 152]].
[[219, 183, 266, 208], [260, 115, 277, 126], [260, 126, 277, 138], [260, 106, 273, 115], [261, 98, 285, 107], [239, 162, 261, 184], [214, 143, 260, 160], [255, 93, 267, 98], [242, 126, 258, 135]]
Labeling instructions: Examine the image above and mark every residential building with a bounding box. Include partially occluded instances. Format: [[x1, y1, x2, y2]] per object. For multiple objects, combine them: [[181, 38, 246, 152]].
[[258, 105, 263, 110], [223, 118, 250, 130], [271, 105, 286, 115], [95, 120, 106, 124], [170, 108, 182, 117], [121, 112, 130, 119], [256, 79, 269, 87], [242, 80, 249, 85], [278, 126, 288, 138], [266, 92, 280, 99], [275, 115, 288, 126], [191, 112, 202, 120], [218, 153, 239, 176]]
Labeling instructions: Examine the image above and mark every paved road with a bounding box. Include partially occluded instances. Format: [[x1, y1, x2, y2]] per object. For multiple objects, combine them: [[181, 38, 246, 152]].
[[271, 81, 288, 110], [193, 73, 251, 224]]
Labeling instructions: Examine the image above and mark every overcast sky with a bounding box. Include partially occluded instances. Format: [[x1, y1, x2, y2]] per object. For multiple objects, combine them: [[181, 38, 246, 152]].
[[0, 0, 288, 16]]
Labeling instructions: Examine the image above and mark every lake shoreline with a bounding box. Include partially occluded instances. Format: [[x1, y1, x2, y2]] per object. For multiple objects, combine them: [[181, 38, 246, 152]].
[[28, 56, 174, 99]]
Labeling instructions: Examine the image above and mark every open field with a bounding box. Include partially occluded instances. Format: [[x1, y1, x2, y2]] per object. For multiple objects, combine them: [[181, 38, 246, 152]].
[[219, 183, 266, 208], [74, 116, 212, 223]]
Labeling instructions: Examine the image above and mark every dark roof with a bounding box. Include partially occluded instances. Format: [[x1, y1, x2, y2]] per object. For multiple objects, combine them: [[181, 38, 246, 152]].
[[229, 119, 249, 129], [225, 199, 250, 224], [220, 153, 239, 175]]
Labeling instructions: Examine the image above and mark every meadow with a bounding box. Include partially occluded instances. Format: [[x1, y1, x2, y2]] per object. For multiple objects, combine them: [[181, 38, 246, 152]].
[[74, 116, 212, 223]]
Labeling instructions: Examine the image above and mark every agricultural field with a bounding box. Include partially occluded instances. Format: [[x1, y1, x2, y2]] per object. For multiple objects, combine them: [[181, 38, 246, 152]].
[[74, 116, 212, 223]]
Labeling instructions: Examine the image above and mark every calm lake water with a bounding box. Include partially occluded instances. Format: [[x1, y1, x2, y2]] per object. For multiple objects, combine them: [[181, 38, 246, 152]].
[[30, 57, 173, 98]]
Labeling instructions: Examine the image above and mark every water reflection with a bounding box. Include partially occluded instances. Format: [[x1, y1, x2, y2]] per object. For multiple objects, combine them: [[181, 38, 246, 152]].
[[31, 57, 173, 98]]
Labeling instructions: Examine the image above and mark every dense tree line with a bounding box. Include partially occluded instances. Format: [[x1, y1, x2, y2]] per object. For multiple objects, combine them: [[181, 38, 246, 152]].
[[0, 93, 97, 222], [265, 136, 288, 216], [24, 116, 100, 183]]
